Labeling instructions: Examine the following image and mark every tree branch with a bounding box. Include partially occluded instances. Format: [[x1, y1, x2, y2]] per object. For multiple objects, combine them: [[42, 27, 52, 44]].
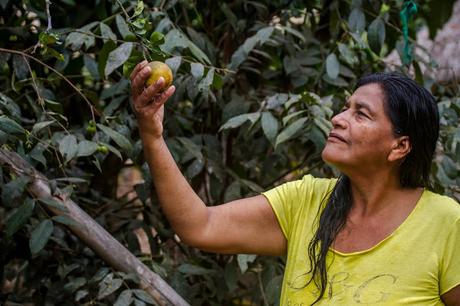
[[0, 148, 190, 306]]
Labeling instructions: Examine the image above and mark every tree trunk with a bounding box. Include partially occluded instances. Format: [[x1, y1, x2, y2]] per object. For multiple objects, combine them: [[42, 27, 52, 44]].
[[0, 149, 190, 306]]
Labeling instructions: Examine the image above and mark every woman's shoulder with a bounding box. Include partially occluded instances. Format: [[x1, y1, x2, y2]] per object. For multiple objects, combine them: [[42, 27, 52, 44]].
[[298, 174, 338, 188], [421, 189, 460, 221]]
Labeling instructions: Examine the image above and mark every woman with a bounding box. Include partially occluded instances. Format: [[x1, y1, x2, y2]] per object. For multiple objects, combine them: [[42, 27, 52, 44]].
[[130, 62, 460, 305]]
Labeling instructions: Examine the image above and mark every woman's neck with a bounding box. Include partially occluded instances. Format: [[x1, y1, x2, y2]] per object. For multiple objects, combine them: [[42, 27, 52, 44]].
[[346, 171, 421, 218]]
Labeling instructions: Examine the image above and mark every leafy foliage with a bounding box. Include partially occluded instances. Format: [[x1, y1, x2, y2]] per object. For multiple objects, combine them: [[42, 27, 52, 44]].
[[0, 0, 458, 305]]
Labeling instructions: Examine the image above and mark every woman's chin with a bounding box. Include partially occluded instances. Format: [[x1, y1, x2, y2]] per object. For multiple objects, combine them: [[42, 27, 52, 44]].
[[321, 146, 341, 165]]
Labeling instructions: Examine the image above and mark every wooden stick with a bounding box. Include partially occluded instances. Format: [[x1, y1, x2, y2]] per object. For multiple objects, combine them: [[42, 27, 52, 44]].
[[0, 149, 190, 306]]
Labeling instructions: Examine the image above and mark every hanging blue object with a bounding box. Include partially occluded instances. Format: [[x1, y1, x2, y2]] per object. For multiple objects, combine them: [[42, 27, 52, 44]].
[[400, 0, 418, 65]]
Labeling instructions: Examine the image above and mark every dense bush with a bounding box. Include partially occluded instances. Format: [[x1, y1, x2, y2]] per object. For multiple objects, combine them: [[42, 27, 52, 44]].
[[0, 0, 458, 305]]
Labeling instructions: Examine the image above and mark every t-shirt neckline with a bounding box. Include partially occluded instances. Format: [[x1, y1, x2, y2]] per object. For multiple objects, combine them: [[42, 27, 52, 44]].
[[330, 188, 427, 257]]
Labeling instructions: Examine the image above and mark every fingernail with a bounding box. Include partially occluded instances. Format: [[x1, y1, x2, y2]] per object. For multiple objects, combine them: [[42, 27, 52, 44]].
[[156, 77, 164, 85]]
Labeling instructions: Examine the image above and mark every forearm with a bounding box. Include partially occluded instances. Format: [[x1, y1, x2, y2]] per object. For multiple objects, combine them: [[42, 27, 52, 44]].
[[141, 135, 208, 245]]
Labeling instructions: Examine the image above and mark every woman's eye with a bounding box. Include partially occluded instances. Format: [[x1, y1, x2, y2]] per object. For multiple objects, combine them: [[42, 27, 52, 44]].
[[357, 111, 367, 118]]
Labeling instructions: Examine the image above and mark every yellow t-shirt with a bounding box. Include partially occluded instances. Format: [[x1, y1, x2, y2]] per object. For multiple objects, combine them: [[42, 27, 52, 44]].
[[262, 175, 460, 305]]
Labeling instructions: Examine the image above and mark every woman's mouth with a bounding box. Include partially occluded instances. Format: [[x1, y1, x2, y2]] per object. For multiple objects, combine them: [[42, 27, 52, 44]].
[[327, 132, 348, 144]]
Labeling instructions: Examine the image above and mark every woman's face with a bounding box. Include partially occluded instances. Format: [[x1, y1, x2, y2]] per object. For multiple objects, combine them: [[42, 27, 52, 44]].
[[321, 83, 400, 173]]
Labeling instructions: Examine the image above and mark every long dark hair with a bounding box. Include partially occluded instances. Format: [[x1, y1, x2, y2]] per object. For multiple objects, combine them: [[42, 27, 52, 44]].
[[307, 72, 440, 304]]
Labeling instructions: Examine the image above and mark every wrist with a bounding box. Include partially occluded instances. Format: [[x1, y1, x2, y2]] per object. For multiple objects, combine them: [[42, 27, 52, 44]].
[[141, 134, 165, 150]]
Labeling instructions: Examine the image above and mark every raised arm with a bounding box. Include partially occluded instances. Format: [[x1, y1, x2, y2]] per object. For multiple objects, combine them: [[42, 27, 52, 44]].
[[130, 61, 286, 256]]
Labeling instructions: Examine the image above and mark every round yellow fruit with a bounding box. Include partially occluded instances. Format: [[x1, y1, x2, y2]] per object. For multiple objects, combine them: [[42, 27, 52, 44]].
[[145, 61, 173, 90]]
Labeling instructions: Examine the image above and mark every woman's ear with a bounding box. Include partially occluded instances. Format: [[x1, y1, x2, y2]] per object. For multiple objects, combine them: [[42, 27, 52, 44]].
[[388, 136, 411, 162]]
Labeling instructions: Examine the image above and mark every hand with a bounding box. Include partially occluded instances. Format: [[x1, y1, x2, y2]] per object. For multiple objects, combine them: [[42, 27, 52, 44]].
[[130, 60, 176, 140]]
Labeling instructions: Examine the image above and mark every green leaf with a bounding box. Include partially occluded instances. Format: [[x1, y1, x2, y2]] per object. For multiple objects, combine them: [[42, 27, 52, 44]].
[[98, 274, 123, 300], [165, 56, 181, 75], [348, 8, 365, 33], [65, 23, 97, 50], [326, 53, 340, 79], [275, 117, 308, 147], [116, 15, 134, 39], [59, 134, 78, 162], [132, 290, 155, 304], [285, 94, 302, 109], [282, 110, 308, 126], [105, 42, 134, 77], [229, 26, 274, 69], [6, 198, 35, 237], [64, 277, 87, 293], [190, 62, 204, 80], [425, 0, 455, 38], [54, 177, 88, 183], [2, 175, 30, 206], [223, 180, 242, 202], [97, 124, 133, 153], [100, 22, 117, 43], [266, 93, 289, 109], [322, 74, 348, 87], [161, 29, 211, 64], [185, 158, 204, 179], [75, 289, 89, 302], [265, 275, 282, 304], [90, 268, 110, 284], [221, 3, 238, 31], [314, 117, 333, 136], [337, 43, 357, 65], [29, 219, 54, 255], [115, 290, 134, 306], [261, 112, 278, 145], [132, 1, 144, 18], [38, 197, 69, 212], [32, 120, 55, 134], [219, 112, 260, 131], [178, 263, 215, 275], [0, 115, 25, 134], [98, 40, 117, 78], [100, 142, 122, 159], [176, 137, 203, 160], [84, 54, 100, 80], [237, 254, 257, 273], [240, 179, 264, 193], [149, 31, 165, 45], [0, 93, 21, 119], [52, 215, 79, 227], [12, 55, 29, 80], [224, 262, 238, 292], [198, 68, 214, 93], [368, 18, 385, 55], [134, 298, 147, 306], [77, 140, 98, 157]]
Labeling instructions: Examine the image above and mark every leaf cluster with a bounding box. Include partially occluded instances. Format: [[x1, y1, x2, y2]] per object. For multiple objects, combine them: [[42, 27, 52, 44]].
[[0, 0, 458, 305]]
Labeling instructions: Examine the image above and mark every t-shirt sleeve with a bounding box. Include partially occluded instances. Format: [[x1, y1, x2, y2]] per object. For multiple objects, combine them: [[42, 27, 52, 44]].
[[440, 216, 460, 295], [261, 175, 334, 241]]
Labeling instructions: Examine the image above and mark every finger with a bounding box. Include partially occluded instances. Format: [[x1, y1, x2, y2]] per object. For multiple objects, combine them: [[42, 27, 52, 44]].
[[138, 77, 166, 107], [131, 65, 152, 98], [138, 85, 175, 116], [149, 85, 176, 113], [130, 60, 148, 81]]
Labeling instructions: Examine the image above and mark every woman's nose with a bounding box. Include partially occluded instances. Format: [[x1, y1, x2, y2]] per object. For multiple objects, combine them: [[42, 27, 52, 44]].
[[331, 112, 347, 129]]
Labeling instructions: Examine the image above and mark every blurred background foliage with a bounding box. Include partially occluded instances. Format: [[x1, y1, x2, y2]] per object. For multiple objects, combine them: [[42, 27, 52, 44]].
[[0, 0, 459, 305]]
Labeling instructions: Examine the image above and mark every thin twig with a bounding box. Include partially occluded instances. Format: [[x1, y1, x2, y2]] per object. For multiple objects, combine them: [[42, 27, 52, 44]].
[[116, 0, 131, 21], [257, 269, 269, 306], [22, 54, 68, 175], [45, 0, 52, 31], [0, 47, 99, 123]]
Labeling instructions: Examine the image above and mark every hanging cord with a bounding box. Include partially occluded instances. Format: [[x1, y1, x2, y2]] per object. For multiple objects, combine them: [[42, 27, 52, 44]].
[[400, 0, 418, 65]]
